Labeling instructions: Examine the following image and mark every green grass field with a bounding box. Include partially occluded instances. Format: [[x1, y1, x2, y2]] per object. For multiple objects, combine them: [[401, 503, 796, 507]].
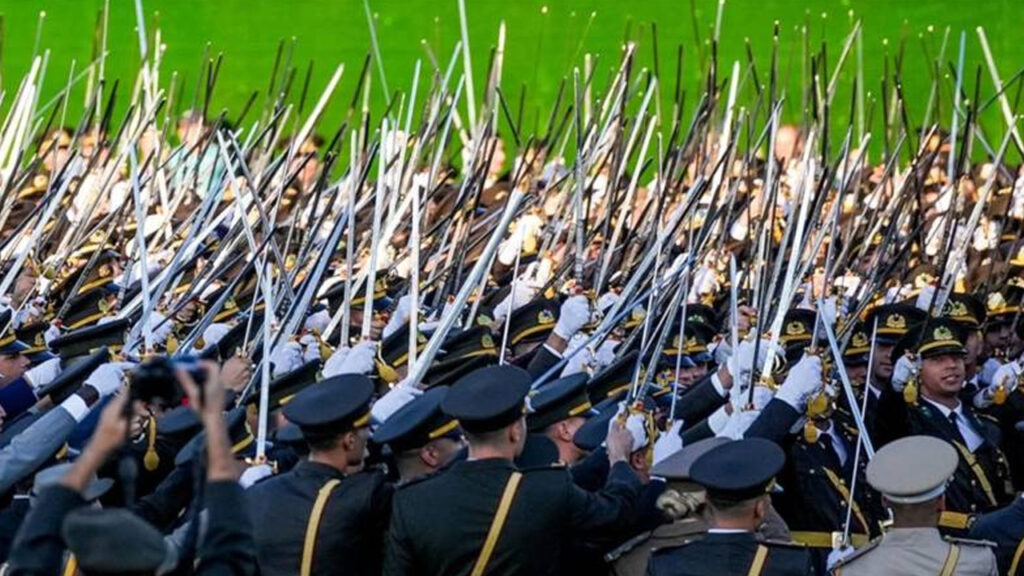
[[0, 0, 1022, 157]]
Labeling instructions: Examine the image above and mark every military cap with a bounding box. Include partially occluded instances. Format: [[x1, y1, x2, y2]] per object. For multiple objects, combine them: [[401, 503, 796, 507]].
[[14, 321, 55, 365], [437, 326, 499, 364], [895, 317, 967, 359], [283, 374, 374, 438], [319, 274, 390, 312], [0, 309, 29, 356], [60, 285, 120, 331], [175, 407, 256, 466], [424, 354, 497, 388], [690, 438, 784, 502], [156, 405, 204, 441], [32, 462, 113, 502], [587, 350, 640, 404], [778, 308, 817, 350], [442, 365, 531, 433], [36, 347, 111, 403], [274, 422, 305, 447], [865, 303, 927, 344], [50, 249, 122, 302], [62, 508, 176, 575], [527, 373, 594, 432], [984, 289, 1022, 326], [903, 263, 940, 297], [572, 397, 622, 452], [377, 322, 425, 376], [505, 298, 559, 346], [373, 386, 461, 453], [244, 359, 320, 410], [942, 293, 986, 329], [681, 303, 718, 331], [664, 321, 717, 363], [651, 436, 732, 481], [843, 323, 872, 366], [866, 435, 957, 504]]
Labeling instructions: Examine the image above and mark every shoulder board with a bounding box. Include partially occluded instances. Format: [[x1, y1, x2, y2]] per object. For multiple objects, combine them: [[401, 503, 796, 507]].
[[762, 539, 807, 549], [649, 539, 697, 557], [831, 537, 882, 568], [944, 535, 997, 548]]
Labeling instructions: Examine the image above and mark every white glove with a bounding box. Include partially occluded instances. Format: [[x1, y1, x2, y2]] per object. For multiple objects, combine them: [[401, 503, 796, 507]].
[[707, 405, 731, 435], [201, 323, 231, 350], [992, 361, 1023, 391], [299, 334, 321, 362], [492, 283, 537, 323], [270, 341, 305, 377], [24, 358, 62, 391], [891, 355, 918, 392], [980, 357, 1003, 388], [382, 295, 412, 339], [727, 338, 784, 394], [370, 378, 423, 424], [303, 308, 332, 335], [44, 322, 61, 345], [775, 354, 824, 411], [720, 408, 761, 440], [239, 464, 274, 489], [335, 341, 378, 375], [594, 339, 618, 369], [322, 346, 352, 378], [553, 295, 592, 340], [826, 545, 856, 571], [560, 346, 594, 377], [145, 311, 175, 348], [597, 292, 620, 314], [653, 420, 684, 465], [974, 385, 998, 409], [84, 362, 134, 398]]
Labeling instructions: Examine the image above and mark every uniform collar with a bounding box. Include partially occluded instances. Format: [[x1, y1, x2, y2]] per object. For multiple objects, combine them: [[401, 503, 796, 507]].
[[295, 459, 347, 479]]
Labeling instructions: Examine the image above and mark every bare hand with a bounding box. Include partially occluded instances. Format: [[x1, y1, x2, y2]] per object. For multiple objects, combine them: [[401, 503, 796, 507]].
[[220, 356, 253, 392], [177, 362, 225, 421]]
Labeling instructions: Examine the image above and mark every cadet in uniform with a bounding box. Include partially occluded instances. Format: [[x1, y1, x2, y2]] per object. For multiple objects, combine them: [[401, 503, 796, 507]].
[[383, 364, 642, 575], [830, 435, 998, 575], [646, 437, 813, 576], [247, 374, 392, 576], [371, 386, 465, 484]]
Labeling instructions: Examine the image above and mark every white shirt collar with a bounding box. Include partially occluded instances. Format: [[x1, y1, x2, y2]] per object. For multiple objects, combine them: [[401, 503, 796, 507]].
[[921, 396, 963, 419]]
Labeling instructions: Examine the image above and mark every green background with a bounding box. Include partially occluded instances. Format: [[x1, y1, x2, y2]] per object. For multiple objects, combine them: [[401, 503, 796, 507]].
[[0, 0, 1022, 159]]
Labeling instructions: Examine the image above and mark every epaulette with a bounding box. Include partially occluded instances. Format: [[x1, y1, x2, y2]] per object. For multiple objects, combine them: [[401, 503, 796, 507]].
[[762, 539, 808, 549], [648, 539, 698, 557], [976, 413, 999, 425], [943, 535, 997, 548], [830, 537, 882, 569], [519, 462, 567, 473]]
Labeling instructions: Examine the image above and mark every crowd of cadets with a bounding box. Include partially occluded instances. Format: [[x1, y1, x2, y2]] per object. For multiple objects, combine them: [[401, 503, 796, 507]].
[[4, 58, 1024, 576]]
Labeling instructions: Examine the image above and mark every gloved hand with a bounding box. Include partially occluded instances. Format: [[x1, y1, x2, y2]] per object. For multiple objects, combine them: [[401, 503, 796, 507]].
[[24, 357, 62, 390], [775, 354, 824, 411], [992, 360, 1023, 391], [299, 334, 321, 362], [145, 311, 175, 349], [270, 341, 305, 377], [382, 295, 413, 339], [336, 340, 378, 375], [980, 357, 1003, 387], [44, 322, 61, 345], [594, 339, 618, 369], [304, 308, 332, 335], [371, 378, 423, 424], [891, 355, 918, 392], [239, 464, 274, 489], [974, 385, 999, 410], [201, 323, 231, 350], [653, 420, 684, 465], [596, 291, 620, 314], [322, 346, 352, 378], [560, 346, 594, 377], [492, 283, 537, 323], [826, 545, 856, 571], [719, 408, 761, 440], [727, 338, 784, 394], [84, 362, 135, 398], [553, 295, 592, 340]]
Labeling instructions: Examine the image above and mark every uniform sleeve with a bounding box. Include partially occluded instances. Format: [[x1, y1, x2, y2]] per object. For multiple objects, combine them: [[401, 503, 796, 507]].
[[7, 485, 86, 576], [744, 398, 802, 444], [565, 461, 642, 536], [383, 495, 419, 576], [570, 447, 610, 491], [526, 346, 562, 381], [132, 463, 196, 531], [873, 384, 910, 447], [0, 405, 78, 495], [195, 481, 257, 576], [673, 375, 728, 426], [366, 475, 394, 576]]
